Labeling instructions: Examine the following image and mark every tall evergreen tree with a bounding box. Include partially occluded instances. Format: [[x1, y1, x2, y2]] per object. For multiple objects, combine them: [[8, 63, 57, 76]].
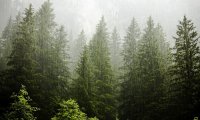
[[0, 12, 22, 117], [136, 17, 165, 120], [34, 1, 70, 119], [35, 0, 56, 75], [89, 17, 117, 120], [167, 16, 200, 120], [53, 25, 70, 99], [119, 17, 140, 120], [7, 4, 36, 94], [72, 46, 95, 117]]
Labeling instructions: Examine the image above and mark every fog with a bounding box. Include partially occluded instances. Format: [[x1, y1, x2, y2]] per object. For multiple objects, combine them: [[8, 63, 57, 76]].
[[1, 0, 200, 44]]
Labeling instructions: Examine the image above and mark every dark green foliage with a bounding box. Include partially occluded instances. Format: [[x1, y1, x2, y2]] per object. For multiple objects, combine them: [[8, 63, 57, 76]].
[[7, 4, 36, 96], [4, 85, 39, 120], [136, 17, 166, 120], [34, 1, 70, 119], [72, 46, 95, 117], [119, 17, 140, 120], [89, 17, 117, 120], [167, 16, 200, 120]]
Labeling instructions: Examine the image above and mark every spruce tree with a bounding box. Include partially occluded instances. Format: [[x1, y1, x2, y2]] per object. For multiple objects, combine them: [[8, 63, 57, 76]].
[[34, 1, 70, 119], [7, 4, 36, 94], [89, 17, 117, 120], [35, 0, 56, 75], [119, 17, 140, 120], [168, 16, 200, 120], [137, 17, 164, 120], [72, 46, 95, 117], [0, 12, 22, 117], [53, 25, 70, 99]]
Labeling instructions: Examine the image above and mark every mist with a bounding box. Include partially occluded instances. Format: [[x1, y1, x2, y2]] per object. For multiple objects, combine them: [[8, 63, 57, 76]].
[[1, 0, 200, 44]]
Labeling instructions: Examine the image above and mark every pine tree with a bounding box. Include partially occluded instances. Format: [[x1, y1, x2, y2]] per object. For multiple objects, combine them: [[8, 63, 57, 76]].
[[53, 25, 70, 99], [89, 17, 117, 120], [4, 85, 39, 120], [0, 12, 22, 117], [167, 16, 200, 120], [7, 4, 36, 94], [35, 0, 56, 75], [34, 1, 70, 119], [137, 17, 165, 120], [72, 46, 95, 117], [119, 17, 140, 120]]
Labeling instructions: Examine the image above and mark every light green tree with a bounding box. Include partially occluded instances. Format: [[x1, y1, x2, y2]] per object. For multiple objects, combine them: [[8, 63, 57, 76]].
[[5, 85, 39, 120], [52, 99, 98, 120]]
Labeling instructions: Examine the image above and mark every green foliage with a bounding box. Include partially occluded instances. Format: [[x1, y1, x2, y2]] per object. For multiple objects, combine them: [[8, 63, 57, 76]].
[[5, 4, 37, 98], [167, 16, 200, 120], [51, 99, 98, 120], [5, 85, 39, 120], [34, 1, 70, 119], [72, 46, 95, 117], [1, 1, 200, 120], [119, 17, 140, 120], [89, 16, 117, 120]]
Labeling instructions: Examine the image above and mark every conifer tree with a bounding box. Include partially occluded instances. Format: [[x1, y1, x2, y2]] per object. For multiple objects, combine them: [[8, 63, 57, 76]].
[[168, 16, 200, 120], [35, 0, 56, 74], [7, 4, 36, 93], [34, 1, 70, 119], [72, 46, 95, 117], [53, 25, 70, 99], [89, 17, 117, 120], [137, 17, 165, 119], [0, 12, 22, 117], [119, 17, 140, 120]]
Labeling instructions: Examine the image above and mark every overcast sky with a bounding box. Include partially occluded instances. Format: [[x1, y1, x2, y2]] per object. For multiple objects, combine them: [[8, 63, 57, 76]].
[[7, 0, 200, 44]]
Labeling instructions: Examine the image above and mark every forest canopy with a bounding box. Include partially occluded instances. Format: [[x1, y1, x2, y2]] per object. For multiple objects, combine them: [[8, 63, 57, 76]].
[[0, 0, 200, 120]]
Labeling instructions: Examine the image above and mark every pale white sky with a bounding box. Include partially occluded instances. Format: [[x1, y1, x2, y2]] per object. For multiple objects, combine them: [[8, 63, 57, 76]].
[[11, 0, 200, 44]]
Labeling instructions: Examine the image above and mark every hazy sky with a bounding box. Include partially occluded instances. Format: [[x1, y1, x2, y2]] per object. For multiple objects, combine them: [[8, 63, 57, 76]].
[[7, 0, 200, 44]]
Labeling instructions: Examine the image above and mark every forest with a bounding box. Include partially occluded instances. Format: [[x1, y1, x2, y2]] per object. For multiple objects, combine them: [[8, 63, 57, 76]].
[[0, 0, 200, 120]]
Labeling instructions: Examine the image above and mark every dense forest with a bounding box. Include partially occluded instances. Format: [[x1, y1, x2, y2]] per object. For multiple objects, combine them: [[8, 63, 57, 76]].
[[0, 0, 200, 120]]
